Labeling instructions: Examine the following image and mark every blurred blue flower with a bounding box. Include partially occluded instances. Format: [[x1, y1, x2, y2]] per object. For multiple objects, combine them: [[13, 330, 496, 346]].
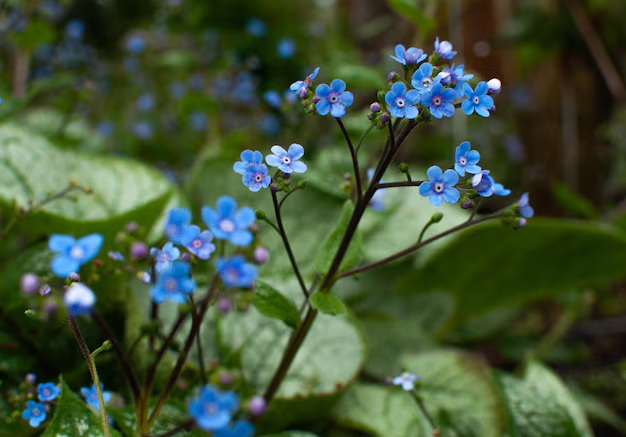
[[151, 261, 196, 304], [315, 79, 353, 118], [419, 165, 460, 206], [290, 67, 320, 96], [277, 38, 296, 59], [390, 44, 426, 66], [245, 18, 267, 37], [263, 91, 281, 108], [81, 383, 111, 410], [126, 35, 145, 54], [97, 121, 114, 137], [65, 20, 85, 40], [385, 82, 420, 119], [392, 372, 420, 391], [454, 141, 481, 176], [22, 401, 46, 427], [434, 37, 456, 60], [188, 385, 239, 431], [182, 226, 216, 260], [64, 283, 96, 317], [489, 176, 511, 196], [37, 383, 60, 402], [214, 420, 255, 437], [217, 256, 258, 288], [189, 73, 205, 91], [462, 82, 494, 118], [421, 83, 456, 119], [151, 242, 181, 272], [49, 234, 103, 278], [518, 193, 534, 218], [137, 93, 154, 112], [170, 82, 186, 100], [189, 111, 209, 131], [266, 144, 307, 174], [232, 72, 257, 105], [201, 196, 255, 246], [165, 208, 193, 244], [132, 121, 153, 139], [410, 63, 437, 95]]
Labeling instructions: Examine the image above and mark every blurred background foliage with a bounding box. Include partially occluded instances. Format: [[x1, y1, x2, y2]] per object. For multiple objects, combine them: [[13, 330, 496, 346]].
[[1, 0, 626, 435]]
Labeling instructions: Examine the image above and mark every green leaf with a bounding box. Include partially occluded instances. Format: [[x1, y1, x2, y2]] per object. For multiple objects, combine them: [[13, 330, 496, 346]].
[[400, 350, 506, 437], [252, 281, 302, 328], [551, 182, 599, 219], [387, 0, 436, 31], [331, 383, 433, 436], [310, 292, 347, 316], [402, 219, 626, 319], [334, 64, 385, 90], [315, 200, 361, 275], [497, 361, 593, 437], [0, 124, 175, 240], [43, 378, 120, 437]]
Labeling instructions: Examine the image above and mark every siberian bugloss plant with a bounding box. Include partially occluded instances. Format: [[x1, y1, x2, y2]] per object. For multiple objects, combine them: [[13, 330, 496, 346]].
[[18, 38, 538, 436]]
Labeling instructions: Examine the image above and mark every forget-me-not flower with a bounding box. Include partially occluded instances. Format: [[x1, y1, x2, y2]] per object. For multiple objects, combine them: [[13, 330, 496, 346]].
[[37, 382, 60, 402], [245, 18, 267, 37], [315, 79, 354, 118], [22, 401, 46, 427], [410, 62, 437, 95], [188, 385, 239, 431], [64, 282, 96, 317], [201, 196, 255, 246], [263, 91, 281, 108], [392, 372, 420, 391], [385, 82, 420, 119], [419, 165, 460, 206], [471, 170, 494, 197], [217, 256, 258, 288], [165, 208, 193, 244], [49, 234, 103, 278], [518, 193, 534, 218], [421, 82, 457, 119], [290, 67, 320, 96], [434, 37, 456, 60], [242, 164, 271, 192], [150, 242, 181, 272], [454, 141, 481, 176], [266, 144, 307, 174], [490, 176, 511, 196], [126, 35, 145, 54], [151, 261, 196, 304], [277, 38, 296, 59], [182, 225, 216, 260], [214, 420, 255, 437], [81, 383, 111, 410], [462, 82, 494, 117], [234, 150, 264, 174], [390, 44, 426, 66]]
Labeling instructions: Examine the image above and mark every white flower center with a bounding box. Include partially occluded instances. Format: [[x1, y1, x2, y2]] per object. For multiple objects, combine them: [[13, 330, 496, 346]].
[[422, 78, 432, 87], [205, 402, 218, 415], [396, 97, 405, 107], [435, 183, 444, 193], [330, 94, 339, 103], [433, 97, 442, 106], [473, 96, 480, 104], [70, 246, 84, 260], [165, 278, 178, 292], [254, 173, 263, 182], [219, 219, 235, 233], [160, 253, 169, 262], [459, 157, 467, 165], [33, 408, 40, 416], [282, 156, 291, 164], [192, 239, 203, 248]]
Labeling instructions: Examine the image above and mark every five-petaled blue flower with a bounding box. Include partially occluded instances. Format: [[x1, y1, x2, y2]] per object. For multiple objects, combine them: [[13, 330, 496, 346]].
[[202, 196, 255, 246], [421, 83, 457, 119], [462, 82, 494, 117], [290, 67, 320, 96], [151, 261, 196, 304], [434, 37, 456, 60], [49, 234, 104, 278], [188, 385, 239, 431], [390, 44, 427, 66], [234, 149, 263, 174], [22, 400, 46, 427], [234, 150, 272, 191], [471, 170, 494, 197], [183, 225, 216, 260], [419, 165, 460, 206], [37, 382, 60, 402], [266, 144, 307, 174], [214, 420, 255, 437], [150, 242, 181, 272], [315, 79, 354, 118], [217, 256, 258, 288], [81, 383, 111, 410], [165, 208, 193, 245], [410, 62, 437, 95], [454, 141, 481, 176], [64, 282, 96, 317], [385, 82, 420, 119], [392, 372, 421, 391], [518, 193, 534, 218]]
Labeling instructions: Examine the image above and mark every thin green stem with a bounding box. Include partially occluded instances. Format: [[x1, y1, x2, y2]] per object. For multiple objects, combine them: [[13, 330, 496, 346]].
[[377, 180, 424, 189], [410, 390, 439, 435], [355, 124, 375, 153], [336, 118, 362, 202], [257, 214, 281, 235], [467, 198, 484, 222], [278, 186, 301, 210], [68, 316, 110, 437]]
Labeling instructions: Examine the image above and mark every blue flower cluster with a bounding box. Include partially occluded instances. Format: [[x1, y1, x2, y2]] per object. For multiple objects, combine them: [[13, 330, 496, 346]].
[[188, 385, 254, 436], [81, 383, 112, 411], [234, 144, 307, 192], [22, 382, 61, 428]]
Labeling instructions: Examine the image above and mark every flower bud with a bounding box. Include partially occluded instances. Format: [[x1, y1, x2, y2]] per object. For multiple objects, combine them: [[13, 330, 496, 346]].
[[25, 373, 36, 384], [312, 96, 320, 104], [130, 242, 148, 259], [68, 272, 80, 282], [270, 184, 279, 192], [219, 371, 232, 386], [217, 298, 232, 314], [370, 102, 381, 113], [299, 87, 307, 99], [253, 247, 270, 265], [20, 273, 40, 295], [431, 212, 444, 223], [39, 284, 51, 296], [296, 179, 309, 189], [462, 200, 473, 209], [125, 221, 139, 233], [517, 218, 527, 228], [283, 179, 291, 186], [181, 252, 191, 262], [487, 78, 501, 96], [24, 309, 37, 319], [398, 163, 409, 174], [380, 113, 390, 123], [387, 71, 398, 81], [255, 210, 267, 220], [248, 395, 267, 416]]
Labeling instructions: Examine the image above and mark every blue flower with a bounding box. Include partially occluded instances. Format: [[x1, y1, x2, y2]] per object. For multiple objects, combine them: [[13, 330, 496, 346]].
[[165, 208, 193, 245], [242, 164, 271, 192], [234, 150, 264, 175], [410, 62, 437, 95], [132, 121, 153, 139], [81, 383, 111, 410], [37, 382, 60, 402], [65, 20, 85, 40], [419, 165, 460, 206], [183, 226, 216, 260], [126, 35, 145, 54], [390, 44, 426, 66], [217, 256, 258, 288], [201, 196, 255, 246], [189, 111, 209, 131], [421, 83, 457, 119], [137, 93, 154, 111], [49, 234, 104, 278], [150, 242, 181, 272], [518, 193, 534, 218], [490, 177, 511, 196], [462, 82, 494, 117], [471, 170, 494, 197], [22, 400, 46, 427], [392, 372, 420, 391], [277, 38, 296, 59], [170, 82, 186, 99], [151, 261, 196, 304], [367, 169, 385, 211], [290, 67, 320, 96], [266, 144, 307, 174], [315, 79, 354, 118], [436, 64, 473, 90], [260, 115, 281, 136], [263, 91, 281, 108], [188, 385, 239, 431], [434, 37, 456, 60], [64, 283, 96, 317], [214, 420, 255, 437], [245, 18, 267, 37], [385, 82, 420, 119], [454, 141, 481, 176], [97, 121, 114, 137]]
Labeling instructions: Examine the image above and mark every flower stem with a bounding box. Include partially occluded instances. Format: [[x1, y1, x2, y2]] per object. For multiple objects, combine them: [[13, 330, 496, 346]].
[[409, 390, 439, 435], [189, 295, 207, 384], [336, 118, 362, 202], [68, 316, 110, 437], [376, 180, 424, 189]]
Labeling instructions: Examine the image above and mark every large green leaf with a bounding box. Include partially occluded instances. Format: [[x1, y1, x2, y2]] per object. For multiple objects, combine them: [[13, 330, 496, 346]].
[[42, 378, 120, 437], [0, 124, 175, 240], [331, 383, 433, 436], [401, 219, 626, 318], [400, 350, 506, 437], [315, 200, 362, 275], [498, 362, 593, 437], [252, 281, 302, 328]]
